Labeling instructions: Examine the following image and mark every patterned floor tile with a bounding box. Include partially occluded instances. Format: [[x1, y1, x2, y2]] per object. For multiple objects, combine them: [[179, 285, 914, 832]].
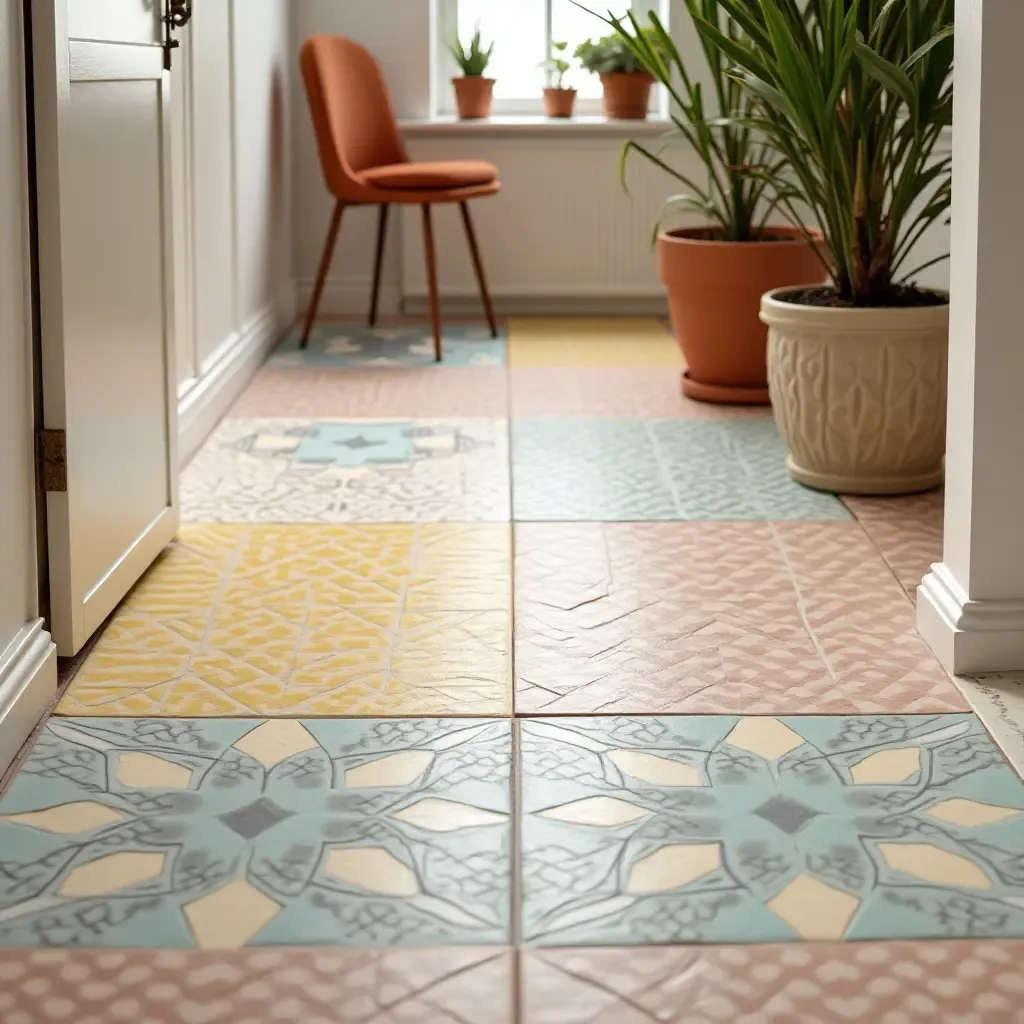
[[57, 524, 510, 717], [269, 324, 506, 368], [0, 947, 512, 1024], [511, 419, 849, 521], [0, 718, 511, 948], [521, 714, 1024, 946], [515, 522, 963, 714], [508, 318, 680, 368], [181, 418, 509, 523], [523, 944, 1024, 1023], [510, 367, 772, 419], [956, 673, 1024, 779], [843, 490, 944, 596], [231, 366, 509, 419]]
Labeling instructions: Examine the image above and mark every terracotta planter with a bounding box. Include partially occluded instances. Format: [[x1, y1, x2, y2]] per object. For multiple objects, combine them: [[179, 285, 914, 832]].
[[452, 77, 495, 119], [657, 227, 827, 404], [762, 288, 949, 495], [544, 87, 577, 118], [600, 71, 653, 119]]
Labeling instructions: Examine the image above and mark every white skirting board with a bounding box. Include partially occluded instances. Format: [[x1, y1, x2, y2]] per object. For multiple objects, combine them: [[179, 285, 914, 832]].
[[294, 278, 402, 320], [0, 619, 57, 777], [177, 285, 295, 466], [918, 562, 1024, 674]]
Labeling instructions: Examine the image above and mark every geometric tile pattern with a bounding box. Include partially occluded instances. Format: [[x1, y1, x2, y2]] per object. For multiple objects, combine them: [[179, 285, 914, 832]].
[[56, 525, 511, 717], [521, 715, 1024, 945], [268, 324, 506, 368], [0, 719, 511, 947], [512, 418, 851, 521], [515, 522, 965, 714], [844, 489, 945, 597], [523, 943, 1024, 1023], [232, 366, 510, 418], [181, 419, 510, 523], [0, 947, 513, 1024]]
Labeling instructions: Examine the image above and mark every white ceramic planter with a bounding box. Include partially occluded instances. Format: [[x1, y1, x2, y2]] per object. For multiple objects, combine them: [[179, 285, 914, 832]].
[[761, 287, 949, 495]]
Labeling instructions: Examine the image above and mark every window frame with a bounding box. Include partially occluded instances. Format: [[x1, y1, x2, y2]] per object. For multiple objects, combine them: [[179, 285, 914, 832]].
[[431, 0, 671, 119]]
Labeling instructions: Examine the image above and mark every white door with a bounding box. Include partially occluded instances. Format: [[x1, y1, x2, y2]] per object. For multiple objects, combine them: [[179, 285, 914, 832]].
[[32, 1, 188, 655]]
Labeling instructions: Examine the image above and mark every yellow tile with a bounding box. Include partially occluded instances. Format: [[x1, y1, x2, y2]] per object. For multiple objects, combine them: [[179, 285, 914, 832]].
[[508, 317, 680, 367], [389, 798, 507, 832], [879, 842, 992, 889], [345, 751, 435, 789], [324, 847, 419, 896], [608, 750, 705, 787], [626, 843, 721, 894], [57, 524, 512, 717], [767, 874, 861, 940], [849, 747, 921, 784], [116, 752, 192, 789], [60, 852, 166, 897], [539, 796, 651, 827], [2, 801, 126, 835], [926, 798, 1021, 827], [725, 718, 805, 761], [182, 879, 282, 949]]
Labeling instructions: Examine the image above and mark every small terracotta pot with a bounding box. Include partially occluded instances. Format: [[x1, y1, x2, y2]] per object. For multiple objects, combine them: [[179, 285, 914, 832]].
[[452, 77, 495, 119], [600, 71, 653, 119], [657, 226, 827, 404], [543, 87, 577, 118]]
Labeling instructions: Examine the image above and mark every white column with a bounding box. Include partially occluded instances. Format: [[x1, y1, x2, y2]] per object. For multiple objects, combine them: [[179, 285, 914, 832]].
[[918, 0, 1024, 673]]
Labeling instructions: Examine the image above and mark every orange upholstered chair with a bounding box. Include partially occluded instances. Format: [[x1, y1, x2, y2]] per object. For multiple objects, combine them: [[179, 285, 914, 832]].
[[300, 35, 501, 359]]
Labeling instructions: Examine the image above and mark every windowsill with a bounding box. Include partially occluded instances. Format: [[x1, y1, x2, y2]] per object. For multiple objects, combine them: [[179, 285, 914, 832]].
[[399, 115, 673, 139]]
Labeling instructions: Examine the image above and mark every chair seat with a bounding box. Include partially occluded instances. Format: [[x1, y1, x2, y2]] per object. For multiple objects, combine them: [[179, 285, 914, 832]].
[[361, 160, 498, 191]]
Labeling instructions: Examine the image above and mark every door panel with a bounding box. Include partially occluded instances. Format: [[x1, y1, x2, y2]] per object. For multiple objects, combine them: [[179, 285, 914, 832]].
[[33, 2, 180, 655]]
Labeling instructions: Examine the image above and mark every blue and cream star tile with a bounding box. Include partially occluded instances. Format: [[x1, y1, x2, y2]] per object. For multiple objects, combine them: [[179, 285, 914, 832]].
[[180, 418, 510, 523], [0, 718, 511, 948], [520, 714, 1024, 946], [269, 324, 506, 368]]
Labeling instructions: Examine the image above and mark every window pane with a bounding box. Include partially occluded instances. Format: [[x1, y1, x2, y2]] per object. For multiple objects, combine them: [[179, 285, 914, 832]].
[[552, 0, 631, 97], [457, 0, 546, 101]]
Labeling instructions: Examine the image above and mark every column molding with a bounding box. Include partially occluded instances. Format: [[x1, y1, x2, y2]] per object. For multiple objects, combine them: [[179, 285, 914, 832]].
[[917, 0, 1024, 674]]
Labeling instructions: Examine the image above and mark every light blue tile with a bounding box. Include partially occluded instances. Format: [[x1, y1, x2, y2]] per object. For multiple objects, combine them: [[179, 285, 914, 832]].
[[270, 325, 506, 368], [512, 418, 851, 522], [292, 422, 416, 467], [521, 714, 1024, 946], [0, 718, 511, 948]]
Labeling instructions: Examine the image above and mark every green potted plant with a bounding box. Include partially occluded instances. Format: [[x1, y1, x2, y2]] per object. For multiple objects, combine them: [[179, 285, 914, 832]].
[[540, 41, 576, 118], [574, 30, 657, 119], [450, 26, 495, 119], [696, 0, 954, 494], [596, 4, 825, 403]]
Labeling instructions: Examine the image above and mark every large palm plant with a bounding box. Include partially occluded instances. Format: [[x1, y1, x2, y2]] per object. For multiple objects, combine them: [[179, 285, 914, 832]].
[[696, 0, 953, 304], [594, 1, 796, 242]]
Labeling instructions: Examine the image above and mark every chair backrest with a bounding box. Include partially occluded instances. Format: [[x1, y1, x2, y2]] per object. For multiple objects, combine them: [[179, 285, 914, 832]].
[[300, 35, 408, 201]]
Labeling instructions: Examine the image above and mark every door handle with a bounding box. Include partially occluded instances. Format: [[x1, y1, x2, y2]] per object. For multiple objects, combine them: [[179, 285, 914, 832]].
[[163, 0, 193, 71]]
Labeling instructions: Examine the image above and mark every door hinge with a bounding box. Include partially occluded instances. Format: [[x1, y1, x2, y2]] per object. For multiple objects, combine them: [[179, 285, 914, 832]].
[[36, 429, 67, 493]]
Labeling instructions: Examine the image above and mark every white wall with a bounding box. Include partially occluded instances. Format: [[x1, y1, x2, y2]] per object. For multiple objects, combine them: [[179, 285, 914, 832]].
[[0, 0, 57, 774], [289, 0, 951, 314], [177, 0, 295, 463]]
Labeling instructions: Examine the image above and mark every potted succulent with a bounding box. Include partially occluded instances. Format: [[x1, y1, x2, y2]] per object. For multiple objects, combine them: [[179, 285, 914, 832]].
[[574, 30, 657, 119], [697, 0, 953, 493], [540, 41, 576, 118], [597, 4, 825, 403], [450, 26, 495, 119]]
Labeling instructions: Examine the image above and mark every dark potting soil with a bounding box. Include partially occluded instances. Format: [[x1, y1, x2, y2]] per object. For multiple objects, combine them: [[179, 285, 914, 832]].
[[777, 285, 948, 309]]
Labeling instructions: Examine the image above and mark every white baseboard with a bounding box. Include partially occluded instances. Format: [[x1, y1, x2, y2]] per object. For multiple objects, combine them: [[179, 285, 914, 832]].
[[295, 277, 669, 319], [917, 562, 1024, 673], [0, 619, 57, 777], [178, 284, 295, 466], [295, 278, 402, 319], [402, 291, 669, 318]]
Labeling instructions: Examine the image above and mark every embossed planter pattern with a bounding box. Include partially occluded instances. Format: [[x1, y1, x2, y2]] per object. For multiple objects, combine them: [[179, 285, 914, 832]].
[[761, 288, 949, 496]]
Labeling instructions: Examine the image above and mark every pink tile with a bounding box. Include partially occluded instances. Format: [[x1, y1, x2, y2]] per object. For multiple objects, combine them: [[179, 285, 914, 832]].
[[510, 367, 774, 419], [843, 490, 944, 595], [0, 948, 512, 1024], [230, 366, 509, 418], [514, 522, 965, 714], [524, 944, 1024, 1023]]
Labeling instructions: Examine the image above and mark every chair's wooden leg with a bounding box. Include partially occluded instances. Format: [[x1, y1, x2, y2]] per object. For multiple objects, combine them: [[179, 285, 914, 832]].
[[421, 204, 443, 362], [368, 203, 390, 327], [459, 201, 498, 338], [300, 200, 345, 349]]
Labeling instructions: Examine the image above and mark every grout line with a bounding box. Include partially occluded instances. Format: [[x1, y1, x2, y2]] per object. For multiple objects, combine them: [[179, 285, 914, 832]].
[[510, 717, 524, 1021]]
